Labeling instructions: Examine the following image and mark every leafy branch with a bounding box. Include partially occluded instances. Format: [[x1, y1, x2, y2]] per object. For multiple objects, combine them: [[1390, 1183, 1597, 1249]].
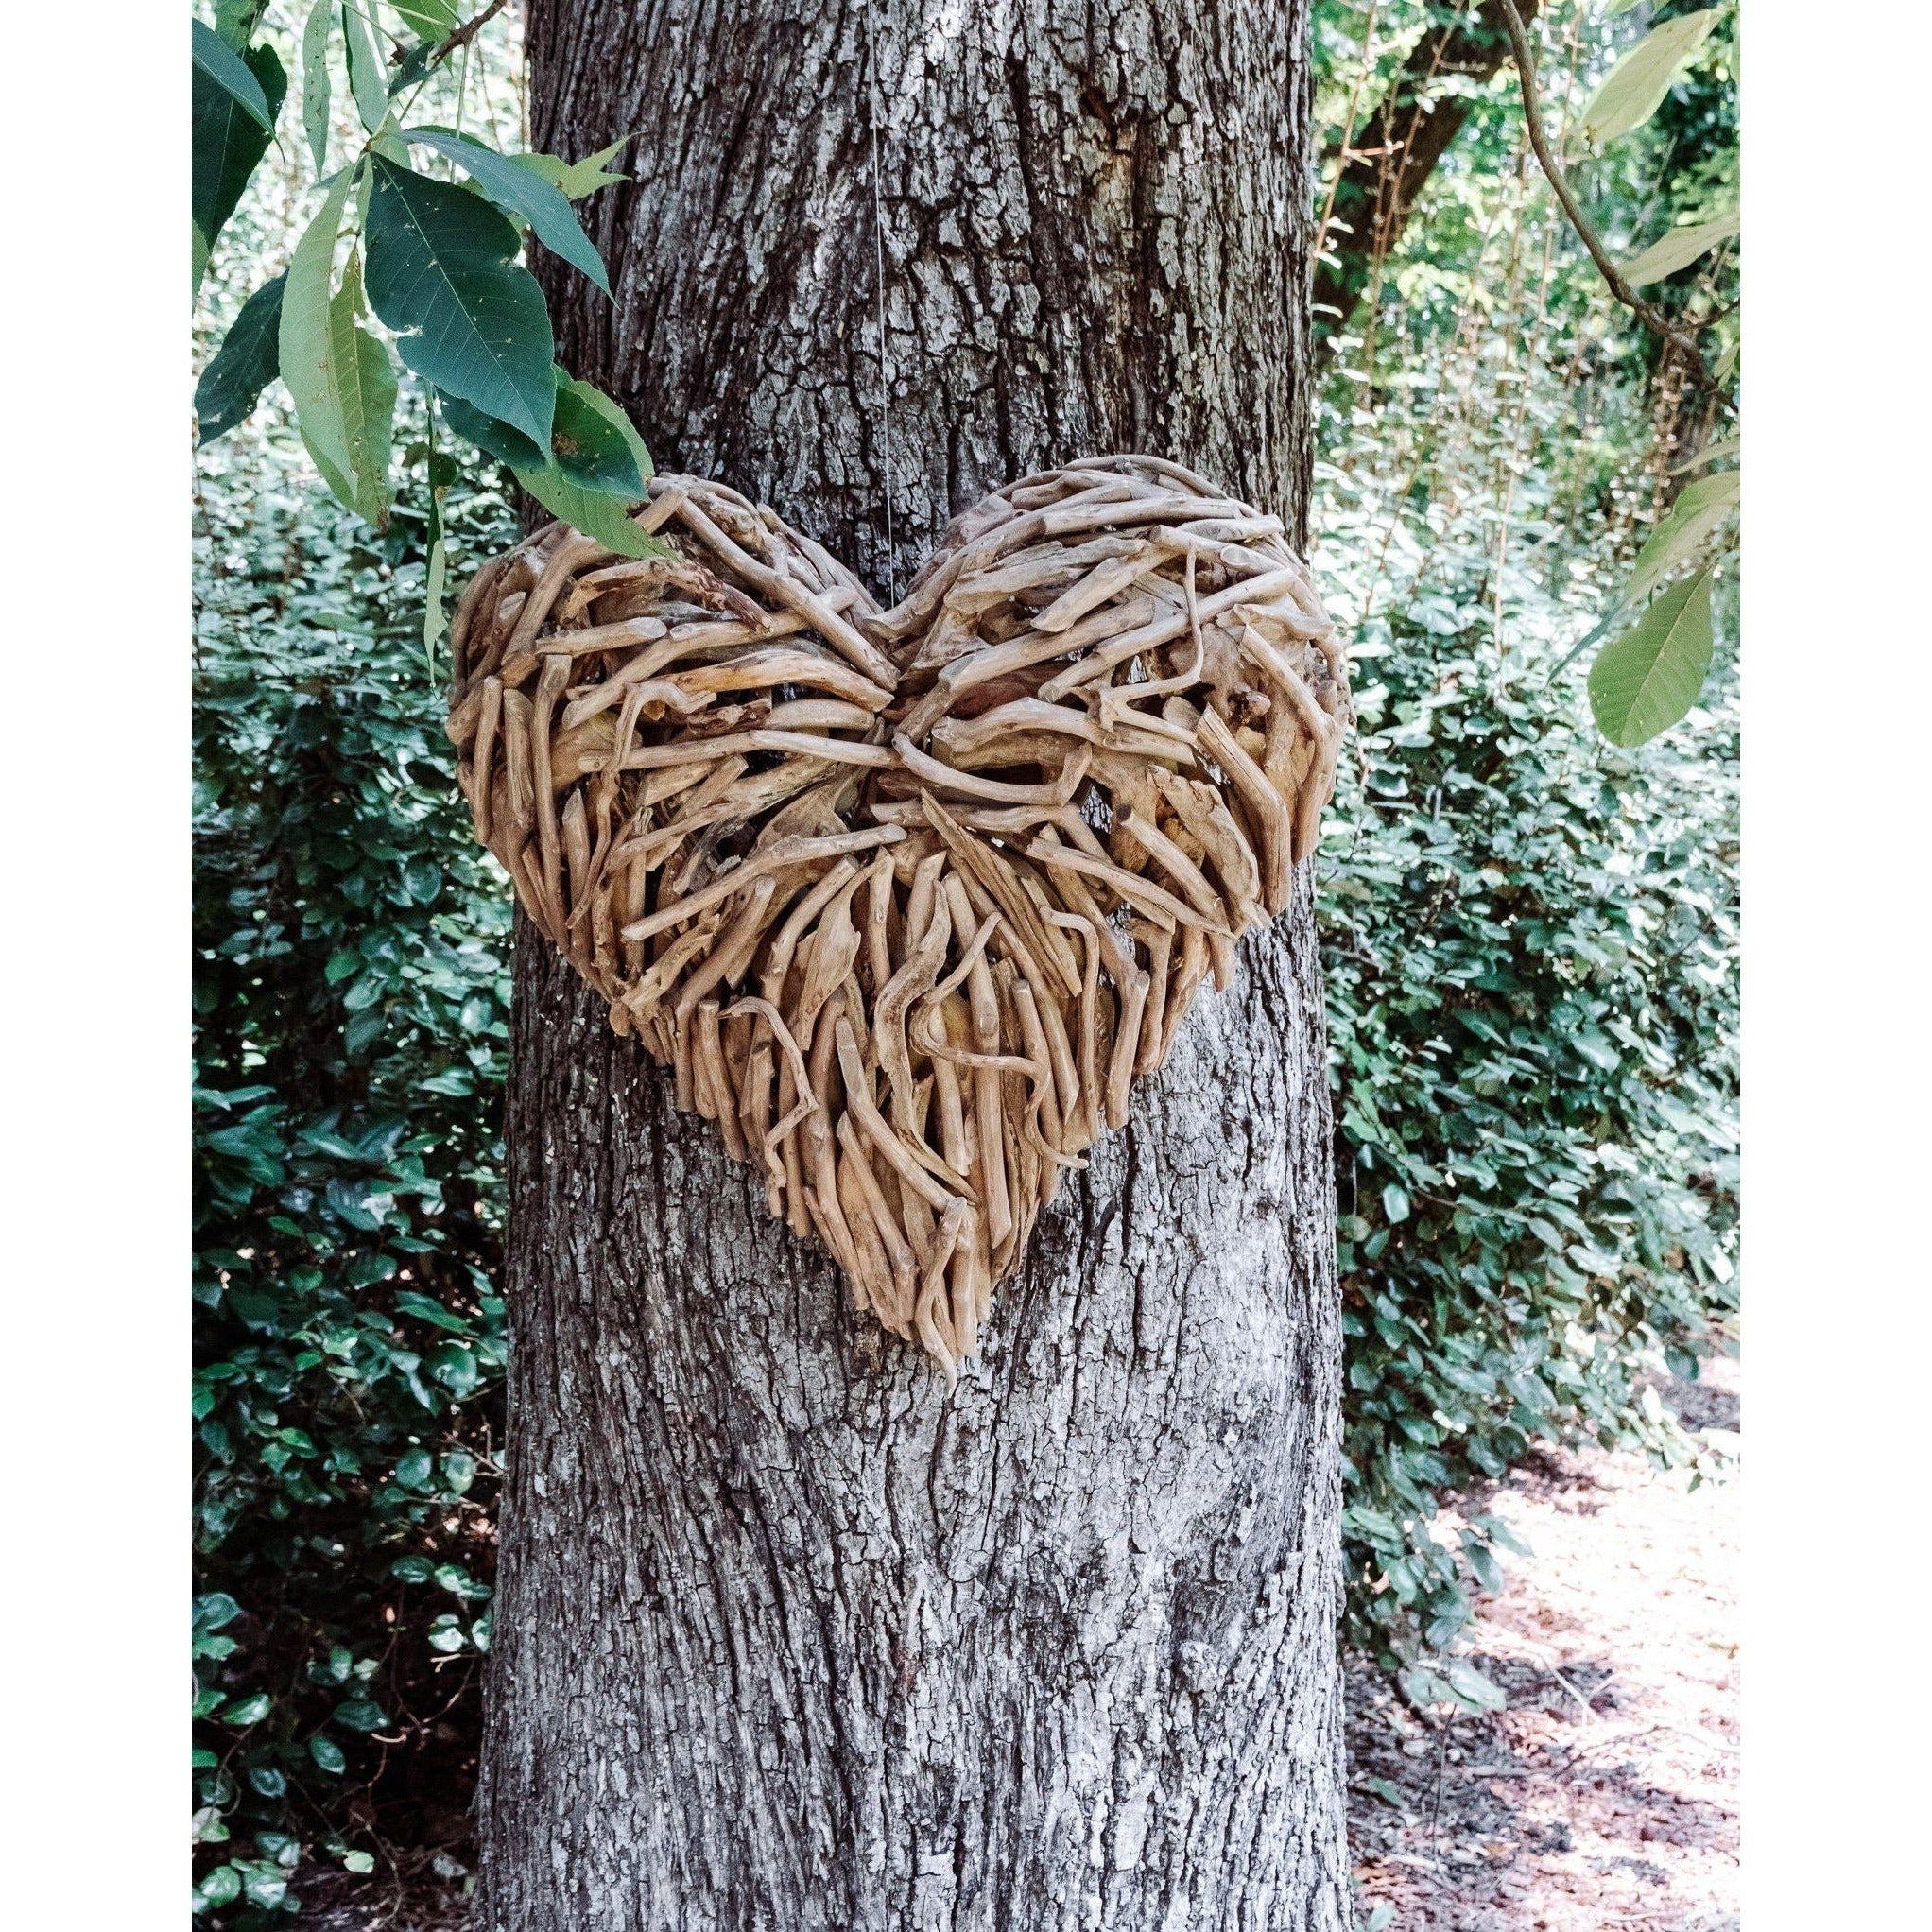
[[1495, 0, 1711, 391], [191, 1, 660, 655], [1486, 0, 1738, 748]]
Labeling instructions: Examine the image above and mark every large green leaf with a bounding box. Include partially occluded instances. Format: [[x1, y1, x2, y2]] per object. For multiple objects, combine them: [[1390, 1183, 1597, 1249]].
[[216, 2, 273, 48], [511, 380, 657, 556], [1618, 471, 1740, 608], [192, 17, 272, 130], [1589, 569, 1715, 747], [196, 272, 287, 442], [1670, 434, 1739, 476], [513, 136, 631, 201], [340, 1, 389, 134], [1580, 10, 1720, 147], [404, 129, 611, 293], [547, 373, 649, 493], [436, 388, 547, 469], [442, 370, 650, 495], [331, 252, 401, 523], [513, 462, 654, 557], [363, 154, 556, 448], [392, 0, 459, 34], [301, 0, 333, 173], [193, 34, 287, 257], [1622, 209, 1739, 286], [278, 170, 361, 508]]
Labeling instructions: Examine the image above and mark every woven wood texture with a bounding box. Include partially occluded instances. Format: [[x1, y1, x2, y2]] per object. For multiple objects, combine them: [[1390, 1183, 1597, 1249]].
[[446, 456, 1351, 1376]]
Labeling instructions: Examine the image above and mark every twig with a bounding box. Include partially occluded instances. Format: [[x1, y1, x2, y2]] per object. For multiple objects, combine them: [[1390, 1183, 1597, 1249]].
[[433, 0, 510, 68], [1494, 0, 1712, 391]]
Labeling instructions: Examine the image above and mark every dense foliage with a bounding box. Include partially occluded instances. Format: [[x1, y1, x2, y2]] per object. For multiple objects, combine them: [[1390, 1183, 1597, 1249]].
[[192, 409, 517, 1913], [191, 0, 1738, 1914]]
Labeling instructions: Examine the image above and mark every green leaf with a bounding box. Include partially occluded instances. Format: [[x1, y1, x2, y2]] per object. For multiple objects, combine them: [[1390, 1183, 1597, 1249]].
[[332, 1698, 388, 1732], [512, 135, 631, 200], [1671, 434, 1739, 476], [309, 1733, 348, 1774], [193, 35, 287, 256], [343, 1850, 377, 1875], [1580, 9, 1721, 147], [278, 167, 358, 500], [192, 18, 272, 133], [404, 128, 612, 294], [223, 1692, 273, 1727], [193, 1592, 243, 1632], [197, 1865, 243, 1909], [196, 273, 286, 442], [302, 0, 333, 174], [512, 375, 658, 555], [193, 221, 212, 302], [425, 535, 449, 652], [363, 154, 556, 448], [341, 2, 390, 134], [1444, 1659, 1509, 1713], [1622, 209, 1739, 286], [547, 372, 649, 492], [438, 388, 547, 468], [1589, 569, 1716, 747], [330, 251, 401, 522], [216, 2, 273, 49], [1618, 470, 1739, 608], [392, 0, 459, 36]]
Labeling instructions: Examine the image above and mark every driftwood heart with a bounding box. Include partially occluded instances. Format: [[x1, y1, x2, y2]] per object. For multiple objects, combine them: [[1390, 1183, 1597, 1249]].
[[445, 456, 1351, 1375]]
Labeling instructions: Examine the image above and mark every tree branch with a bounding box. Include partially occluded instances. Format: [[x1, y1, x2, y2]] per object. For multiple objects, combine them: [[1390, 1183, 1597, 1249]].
[[1495, 0, 1712, 388], [433, 0, 510, 69]]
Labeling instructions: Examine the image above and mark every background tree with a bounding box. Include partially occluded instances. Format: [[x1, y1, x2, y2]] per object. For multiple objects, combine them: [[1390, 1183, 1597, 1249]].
[[470, 2, 1353, 1925]]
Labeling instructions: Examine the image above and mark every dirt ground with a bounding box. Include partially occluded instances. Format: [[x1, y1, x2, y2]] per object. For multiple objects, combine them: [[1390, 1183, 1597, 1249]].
[[1346, 1354, 1741, 1932], [303, 1359, 1739, 1930]]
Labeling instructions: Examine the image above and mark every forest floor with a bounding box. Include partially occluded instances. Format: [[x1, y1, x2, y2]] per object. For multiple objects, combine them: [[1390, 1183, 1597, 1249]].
[[304, 1357, 1739, 1931], [1346, 1353, 1741, 1932]]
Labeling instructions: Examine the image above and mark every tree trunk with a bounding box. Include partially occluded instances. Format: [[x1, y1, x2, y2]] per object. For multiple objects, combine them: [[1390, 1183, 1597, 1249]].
[[480, 4, 1350, 1926]]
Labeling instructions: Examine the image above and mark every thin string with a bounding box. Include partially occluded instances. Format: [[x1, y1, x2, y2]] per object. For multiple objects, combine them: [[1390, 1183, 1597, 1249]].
[[863, 0, 897, 603]]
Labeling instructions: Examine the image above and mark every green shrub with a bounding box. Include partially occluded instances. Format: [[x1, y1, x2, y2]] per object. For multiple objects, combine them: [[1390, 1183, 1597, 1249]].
[[191, 406, 517, 1916]]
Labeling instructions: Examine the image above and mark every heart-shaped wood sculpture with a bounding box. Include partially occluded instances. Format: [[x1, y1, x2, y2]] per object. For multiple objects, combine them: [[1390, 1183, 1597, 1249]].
[[446, 456, 1350, 1376]]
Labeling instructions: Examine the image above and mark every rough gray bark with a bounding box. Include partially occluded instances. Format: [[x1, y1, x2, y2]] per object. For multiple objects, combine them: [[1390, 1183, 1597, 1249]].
[[481, 3, 1349, 1925]]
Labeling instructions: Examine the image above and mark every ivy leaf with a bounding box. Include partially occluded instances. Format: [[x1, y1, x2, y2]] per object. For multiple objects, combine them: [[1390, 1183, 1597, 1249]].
[[363, 154, 556, 449], [1580, 9, 1720, 147], [1589, 569, 1715, 747], [341, 2, 391, 133], [1622, 209, 1739, 286], [392, 0, 459, 34], [513, 136, 632, 201], [196, 272, 286, 441], [302, 0, 333, 174], [193, 31, 287, 260], [405, 128, 612, 294]]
